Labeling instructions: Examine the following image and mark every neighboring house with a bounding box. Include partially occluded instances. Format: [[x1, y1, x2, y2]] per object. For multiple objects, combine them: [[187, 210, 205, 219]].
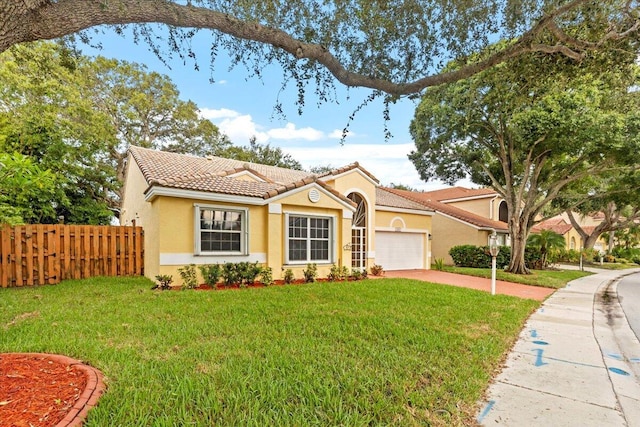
[[533, 214, 609, 252], [384, 187, 509, 265], [121, 146, 434, 284]]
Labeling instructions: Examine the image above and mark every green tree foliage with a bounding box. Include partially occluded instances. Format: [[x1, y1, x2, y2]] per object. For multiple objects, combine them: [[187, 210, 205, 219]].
[[2, 1, 639, 106], [527, 230, 566, 268], [409, 45, 639, 274], [0, 41, 230, 223], [0, 152, 57, 225], [221, 137, 303, 170]]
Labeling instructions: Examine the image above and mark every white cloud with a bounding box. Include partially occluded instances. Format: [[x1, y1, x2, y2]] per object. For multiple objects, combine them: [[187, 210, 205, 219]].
[[217, 80, 228, 85], [328, 129, 356, 139], [199, 107, 457, 190], [267, 123, 324, 141], [199, 108, 240, 120]]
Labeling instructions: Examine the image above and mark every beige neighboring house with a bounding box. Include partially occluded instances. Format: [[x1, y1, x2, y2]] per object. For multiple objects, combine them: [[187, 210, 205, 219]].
[[121, 146, 434, 285], [533, 214, 609, 252], [385, 187, 509, 265]]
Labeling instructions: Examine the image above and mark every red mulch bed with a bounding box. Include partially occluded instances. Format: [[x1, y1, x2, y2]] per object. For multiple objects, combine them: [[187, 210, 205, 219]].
[[0, 354, 89, 427]]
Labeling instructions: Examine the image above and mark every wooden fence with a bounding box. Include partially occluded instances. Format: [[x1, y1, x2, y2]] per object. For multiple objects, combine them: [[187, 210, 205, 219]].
[[0, 225, 144, 288]]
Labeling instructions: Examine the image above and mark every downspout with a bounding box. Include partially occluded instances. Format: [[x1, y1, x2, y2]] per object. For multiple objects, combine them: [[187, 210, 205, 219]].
[[489, 195, 498, 221]]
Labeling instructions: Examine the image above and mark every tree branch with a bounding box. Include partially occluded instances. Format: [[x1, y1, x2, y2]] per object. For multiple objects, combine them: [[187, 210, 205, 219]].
[[3, 0, 633, 96]]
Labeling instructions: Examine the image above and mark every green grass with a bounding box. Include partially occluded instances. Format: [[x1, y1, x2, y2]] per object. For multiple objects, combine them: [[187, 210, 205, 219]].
[[0, 277, 539, 426], [579, 262, 640, 270], [440, 266, 592, 289]]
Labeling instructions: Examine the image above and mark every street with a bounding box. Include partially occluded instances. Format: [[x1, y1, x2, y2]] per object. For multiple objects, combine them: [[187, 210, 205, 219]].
[[618, 272, 640, 341]]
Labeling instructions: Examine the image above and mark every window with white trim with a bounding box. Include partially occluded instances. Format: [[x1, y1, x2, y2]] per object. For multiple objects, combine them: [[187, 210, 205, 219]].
[[196, 206, 247, 255], [287, 215, 332, 263]]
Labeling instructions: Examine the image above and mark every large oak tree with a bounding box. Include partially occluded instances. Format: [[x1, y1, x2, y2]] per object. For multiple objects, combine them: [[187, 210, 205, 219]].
[[409, 48, 639, 274], [2, 1, 639, 100]]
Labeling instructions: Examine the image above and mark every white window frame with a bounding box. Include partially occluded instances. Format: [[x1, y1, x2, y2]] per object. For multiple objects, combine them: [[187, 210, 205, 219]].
[[194, 204, 249, 256], [285, 212, 336, 264]]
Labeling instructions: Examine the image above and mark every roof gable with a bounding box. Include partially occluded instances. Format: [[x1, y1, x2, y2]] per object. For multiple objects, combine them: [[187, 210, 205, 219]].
[[384, 187, 508, 231]]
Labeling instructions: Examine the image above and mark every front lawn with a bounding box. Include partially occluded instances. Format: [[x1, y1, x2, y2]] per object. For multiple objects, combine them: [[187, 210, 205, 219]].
[[440, 266, 592, 289], [0, 277, 539, 426]]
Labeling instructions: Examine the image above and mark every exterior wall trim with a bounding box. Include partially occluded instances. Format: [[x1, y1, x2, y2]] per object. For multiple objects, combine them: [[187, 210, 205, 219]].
[[376, 206, 434, 216], [160, 252, 267, 265]]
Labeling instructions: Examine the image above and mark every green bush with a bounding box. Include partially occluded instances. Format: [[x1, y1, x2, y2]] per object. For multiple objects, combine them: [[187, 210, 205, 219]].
[[260, 267, 274, 286], [370, 264, 384, 276], [449, 245, 542, 270], [433, 258, 445, 271], [178, 264, 198, 289], [283, 269, 295, 284], [303, 263, 318, 283], [448, 245, 510, 269], [222, 263, 240, 287], [350, 268, 362, 280], [328, 264, 342, 281], [153, 274, 173, 290], [199, 264, 222, 286]]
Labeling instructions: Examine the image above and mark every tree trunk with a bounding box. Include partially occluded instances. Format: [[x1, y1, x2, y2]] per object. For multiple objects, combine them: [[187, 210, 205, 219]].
[[507, 226, 530, 274]]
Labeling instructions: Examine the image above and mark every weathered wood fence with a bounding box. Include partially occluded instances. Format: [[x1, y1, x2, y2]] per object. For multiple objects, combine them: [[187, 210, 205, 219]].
[[0, 225, 144, 288]]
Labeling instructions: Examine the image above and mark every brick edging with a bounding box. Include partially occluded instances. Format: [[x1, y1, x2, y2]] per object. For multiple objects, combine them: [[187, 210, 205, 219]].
[[4, 353, 106, 427]]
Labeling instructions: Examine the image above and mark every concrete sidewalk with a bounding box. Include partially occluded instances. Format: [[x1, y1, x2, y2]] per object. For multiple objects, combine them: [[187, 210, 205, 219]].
[[477, 268, 640, 426]]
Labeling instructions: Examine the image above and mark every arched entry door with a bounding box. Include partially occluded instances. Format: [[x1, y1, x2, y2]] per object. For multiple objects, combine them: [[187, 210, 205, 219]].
[[348, 193, 367, 269]]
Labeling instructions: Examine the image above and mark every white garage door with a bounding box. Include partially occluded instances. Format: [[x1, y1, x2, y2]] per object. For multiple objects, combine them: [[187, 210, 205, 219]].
[[375, 232, 424, 270]]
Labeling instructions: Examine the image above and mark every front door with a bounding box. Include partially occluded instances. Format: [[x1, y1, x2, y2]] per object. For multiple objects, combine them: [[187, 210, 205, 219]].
[[352, 227, 366, 269]]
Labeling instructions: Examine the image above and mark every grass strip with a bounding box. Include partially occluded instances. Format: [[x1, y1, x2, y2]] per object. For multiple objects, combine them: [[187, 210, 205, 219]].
[[1, 277, 539, 426]]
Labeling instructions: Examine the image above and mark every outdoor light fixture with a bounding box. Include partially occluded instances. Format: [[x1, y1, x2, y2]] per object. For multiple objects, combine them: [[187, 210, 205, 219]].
[[489, 231, 498, 295]]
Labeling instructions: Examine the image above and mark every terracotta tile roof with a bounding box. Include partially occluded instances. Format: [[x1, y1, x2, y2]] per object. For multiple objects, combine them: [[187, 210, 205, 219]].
[[419, 186, 498, 202], [375, 187, 433, 211], [317, 162, 380, 184], [384, 187, 508, 231], [128, 146, 354, 205], [531, 217, 573, 235]]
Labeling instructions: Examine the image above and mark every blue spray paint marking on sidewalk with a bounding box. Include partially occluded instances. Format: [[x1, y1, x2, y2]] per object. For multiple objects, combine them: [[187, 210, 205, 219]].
[[531, 329, 538, 338], [607, 353, 623, 361], [609, 367, 630, 376], [476, 400, 496, 424], [532, 340, 548, 345], [630, 358, 640, 363], [533, 348, 548, 367]]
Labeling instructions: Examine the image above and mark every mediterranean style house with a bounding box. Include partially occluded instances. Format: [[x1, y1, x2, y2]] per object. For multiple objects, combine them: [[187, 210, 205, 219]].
[[384, 187, 509, 264], [121, 146, 434, 284]]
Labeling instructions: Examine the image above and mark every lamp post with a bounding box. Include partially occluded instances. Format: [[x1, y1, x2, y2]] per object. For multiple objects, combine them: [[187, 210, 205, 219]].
[[489, 231, 499, 296]]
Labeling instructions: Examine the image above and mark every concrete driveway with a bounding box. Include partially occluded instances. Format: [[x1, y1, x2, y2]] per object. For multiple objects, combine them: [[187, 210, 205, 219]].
[[382, 269, 555, 301]]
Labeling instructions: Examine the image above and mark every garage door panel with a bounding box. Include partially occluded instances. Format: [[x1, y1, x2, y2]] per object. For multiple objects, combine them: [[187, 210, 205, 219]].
[[375, 232, 424, 270]]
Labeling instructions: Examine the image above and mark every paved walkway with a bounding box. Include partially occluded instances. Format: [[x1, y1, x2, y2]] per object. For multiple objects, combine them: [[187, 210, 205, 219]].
[[383, 269, 555, 301], [476, 267, 640, 426]]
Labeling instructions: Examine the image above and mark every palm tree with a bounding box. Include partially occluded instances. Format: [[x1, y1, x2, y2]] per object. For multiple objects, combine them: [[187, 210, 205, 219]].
[[527, 230, 566, 268]]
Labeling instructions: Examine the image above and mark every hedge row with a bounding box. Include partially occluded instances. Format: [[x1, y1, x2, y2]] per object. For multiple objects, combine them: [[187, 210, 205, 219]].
[[449, 245, 543, 269]]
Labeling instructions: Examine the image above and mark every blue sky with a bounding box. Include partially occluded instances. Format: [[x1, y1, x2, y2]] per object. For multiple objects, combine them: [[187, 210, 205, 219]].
[[85, 28, 454, 190]]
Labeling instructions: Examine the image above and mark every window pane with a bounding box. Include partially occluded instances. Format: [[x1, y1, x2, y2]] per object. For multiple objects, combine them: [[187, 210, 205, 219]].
[[199, 208, 243, 252], [289, 239, 307, 261], [311, 240, 329, 261]]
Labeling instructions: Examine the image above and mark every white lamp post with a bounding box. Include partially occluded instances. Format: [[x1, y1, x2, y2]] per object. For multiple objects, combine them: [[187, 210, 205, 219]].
[[489, 231, 499, 296]]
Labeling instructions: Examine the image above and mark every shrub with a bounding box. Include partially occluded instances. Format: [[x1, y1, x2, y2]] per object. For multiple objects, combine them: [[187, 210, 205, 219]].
[[448, 245, 541, 270], [222, 263, 240, 287], [341, 265, 350, 279], [178, 264, 198, 289], [370, 264, 384, 276], [350, 268, 362, 280], [433, 258, 444, 271], [328, 264, 342, 281], [153, 274, 173, 290], [199, 264, 222, 286], [303, 263, 318, 283], [361, 268, 368, 279], [238, 261, 262, 285], [449, 245, 510, 269], [283, 269, 295, 284], [260, 267, 274, 286]]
